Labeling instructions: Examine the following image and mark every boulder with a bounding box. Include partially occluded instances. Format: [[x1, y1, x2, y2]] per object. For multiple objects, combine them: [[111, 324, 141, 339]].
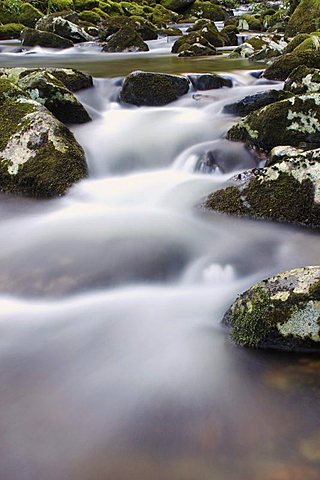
[[101, 26, 149, 52], [223, 90, 292, 116], [0, 23, 24, 40], [74, 0, 100, 12], [223, 266, 320, 352], [177, 43, 217, 57], [160, 0, 195, 13], [0, 79, 87, 197], [47, 0, 74, 13], [227, 94, 320, 151], [18, 70, 91, 124], [120, 71, 189, 106], [189, 73, 232, 90], [203, 147, 320, 229], [181, 1, 228, 21], [284, 66, 320, 94], [285, 0, 320, 37], [237, 14, 263, 32], [21, 27, 74, 48], [19, 3, 43, 27], [36, 14, 92, 43]]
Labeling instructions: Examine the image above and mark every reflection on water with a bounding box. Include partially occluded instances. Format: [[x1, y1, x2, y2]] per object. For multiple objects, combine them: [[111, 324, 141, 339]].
[[0, 53, 319, 480]]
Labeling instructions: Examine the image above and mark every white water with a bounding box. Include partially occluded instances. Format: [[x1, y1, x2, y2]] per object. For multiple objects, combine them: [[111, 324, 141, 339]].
[[1, 58, 320, 479]]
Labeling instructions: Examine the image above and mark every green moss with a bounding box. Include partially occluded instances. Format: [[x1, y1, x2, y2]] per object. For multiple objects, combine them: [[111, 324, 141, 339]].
[[119, 1, 147, 17], [182, 1, 227, 21], [47, 0, 73, 13], [204, 185, 246, 215], [21, 27, 74, 48], [160, 0, 194, 13], [286, 0, 320, 37], [102, 25, 148, 52], [19, 3, 43, 27], [264, 48, 320, 80], [0, 98, 35, 152], [74, 0, 100, 11], [0, 0, 22, 24], [78, 9, 101, 22], [238, 13, 263, 31], [0, 23, 24, 40], [284, 33, 311, 53]]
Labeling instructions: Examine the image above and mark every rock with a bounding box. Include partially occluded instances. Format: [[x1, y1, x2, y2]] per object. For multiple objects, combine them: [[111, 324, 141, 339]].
[[283, 33, 310, 54], [220, 25, 238, 46], [78, 9, 102, 24], [181, 1, 228, 21], [0, 67, 93, 92], [230, 34, 286, 60], [264, 34, 320, 81], [0, 23, 24, 40], [227, 94, 320, 151], [149, 4, 178, 24], [157, 27, 182, 37], [185, 19, 227, 47], [223, 266, 320, 351], [160, 0, 195, 13], [21, 27, 74, 48], [171, 28, 220, 56], [284, 66, 320, 94], [120, 71, 189, 106], [223, 90, 292, 116], [237, 14, 263, 31], [0, 79, 87, 197], [18, 70, 91, 124], [19, 3, 44, 27], [286, 0, 320, 37], [74, 0, 100, 12], [101, 26, 149, 52], [47, 0, 74, 13], [203, 147, 320, 228], [177, 43, 216, 57], [36, 14, 92, 43], [189, 73, 232, 90]]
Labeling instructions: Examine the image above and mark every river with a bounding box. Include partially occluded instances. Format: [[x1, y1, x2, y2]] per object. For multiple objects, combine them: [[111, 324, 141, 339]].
[[0, 37, 320, 480]]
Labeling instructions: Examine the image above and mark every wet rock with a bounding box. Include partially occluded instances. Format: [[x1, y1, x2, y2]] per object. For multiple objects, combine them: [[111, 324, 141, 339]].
[[0, 23, 24, 40], [120, 71, 189, 106], [181, 1, 228, 21], [223, 90, 292, 117], [18, 70, 91, 124], [78, 9, 101, 24], [285, 0, 320, 37], [227, 94, 320, 151], [99, 16, 157, 42], [174, 20, 226, 50], [223, 266, 320, 352], [0, 79, 87, 197], [157, 27, 182, 37], [230, 34, 286, 60], [178, 43, 217, 57], [284, 66, 320, 94], [36, 14, 92, 43], [102, 26, 149, 53], [189, 73, 232, 90], [220, 25, 238, 46], [21, 27, 74, 48], [203, 147, 320, 228]]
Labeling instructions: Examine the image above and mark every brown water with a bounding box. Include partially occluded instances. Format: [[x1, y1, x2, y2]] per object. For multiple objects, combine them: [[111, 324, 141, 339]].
[[0, 45, 319, 480]]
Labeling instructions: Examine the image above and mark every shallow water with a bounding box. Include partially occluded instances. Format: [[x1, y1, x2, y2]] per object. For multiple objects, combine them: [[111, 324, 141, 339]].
[[1, 43, 320, 480]]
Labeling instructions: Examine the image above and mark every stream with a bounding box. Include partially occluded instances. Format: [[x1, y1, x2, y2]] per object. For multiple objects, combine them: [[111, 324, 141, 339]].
[[1, 39, 320, 480]]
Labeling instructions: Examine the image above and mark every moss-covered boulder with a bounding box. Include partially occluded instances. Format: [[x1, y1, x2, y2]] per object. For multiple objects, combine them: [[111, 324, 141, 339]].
[[99, 16, 157, 41], [227, 94, 320, 151], [264, 49, 320, 81], [78, 9, 102, 23], [203, 147, 320, 228], [160, 0, 195, 13], [0, 67, 93, 92], [101, 25, 148, 52], [157, 26, 182, 36], [178, 43, 216, 56], [186, 19, 226, 46], [285, 0, 320, 37], [150, 4, 178, 24], [74, 0, 100, 12], [284, 66, 320, 94], [230, 34, 286, 60], [182, 1, 227, 21], [0, 80, 87, 198], [223, 90, 293, 117], [171, 22, 223, 56], [283, 33, 311, 54], [19, 3, 43, 27], [120, 71, 189, 106], [189, 73, 232, 90], [237, 14, 263, 32], [18, 71, 91, 124], [36, 14, 92, 42], [220, 24, 238, 46], [0, 23, 24, 40], [47, 0, 74, 13], [21, 27, 74, 48], [223, 266, 320, 351]]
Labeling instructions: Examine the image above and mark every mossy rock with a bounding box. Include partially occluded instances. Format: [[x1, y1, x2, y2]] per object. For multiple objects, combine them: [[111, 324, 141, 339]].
[[178, 43, 216, 56], [21, 27, 74, 47], [0, 89, 87, 198], [160, 0, 195, 13], [129, 15, 157, 40], [78, 9, 102, 23], [120, 70, 189, 106], [119, 1, 147, 18], [74, 0, 100, 12], [284, 66, 320, 94], [20, 3, 43, 27], [223, 266, 320, 351], [171, 25, 223, 54], [220, 24, 238, 46], [101, 25, 149, 52], [182, 1, 227, 21], [0, 1, 21, 24], [188, 73, 232, 90], [223, 89, 293, 117], [227, 94, 320, 151], [186, 19, 226, 46], [0, 23, 24, 40], [237, 13, 263, 31], [204, 147, 320, 228], [36, 10, 78, 30], [283, 33, 311, 54], [157, 26, 182, 36], [47, 0, 74, 13], [18, 70, 91, 124], [286, 0, 320, 37], [149, 4, 178, 24], [37, 14, 92, 42]]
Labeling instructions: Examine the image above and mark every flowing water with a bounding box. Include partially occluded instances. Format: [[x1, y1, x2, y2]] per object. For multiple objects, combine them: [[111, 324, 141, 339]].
[[1, 41, 320, 480]]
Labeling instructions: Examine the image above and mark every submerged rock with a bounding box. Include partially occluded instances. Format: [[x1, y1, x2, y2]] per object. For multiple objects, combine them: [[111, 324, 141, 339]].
[[227, 94, 320, 151], [120, 71, 189, 106], [223, 266, 320, 352], [223, 90, 292, 117], [18, 70, 91, 124], [203, 147, 320, 229], [21, 27, 74, 48], [102, 26, 149, 53], [189, 73, 232, 90], [0, 78, 87, 197]]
